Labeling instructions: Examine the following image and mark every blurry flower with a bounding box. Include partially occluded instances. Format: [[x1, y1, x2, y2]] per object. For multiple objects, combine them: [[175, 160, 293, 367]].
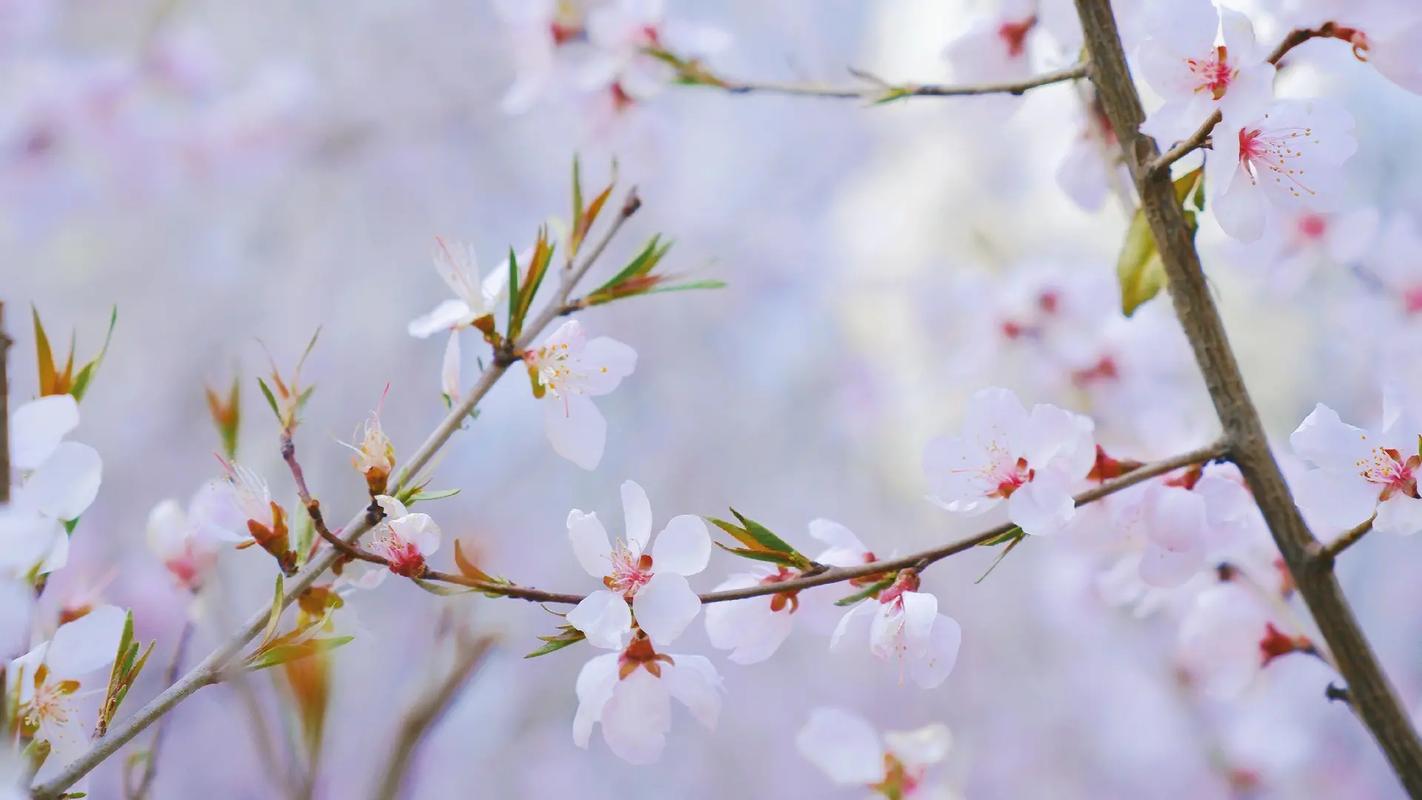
[[494, 0, 597, 113], [407, 236, 509, 339], [1286, 1, 1422, 95], [703, 566, 800, 664], [1178, 581, 1309, 698], [524, 319, 637, 470], [1207, 100, 1356, 243], [581, 0, 728, 109], [1056, 98, 1125, 212], [832, 570, 961, 690], [146, 489, 231, 592], [566, 480, 709, 649], [1, 395, 102, 577], [1135, 0, 1275, 143], [1363, 214, 1422, 316], [572, 631, 722, 764], [942, 0, 1038, 87], [808, 517, 878, 567], [923, 387, 1095, 536], [796, 707, 954, 799], [7, 605, 126, 777], [1290, 402, 1422, 536]]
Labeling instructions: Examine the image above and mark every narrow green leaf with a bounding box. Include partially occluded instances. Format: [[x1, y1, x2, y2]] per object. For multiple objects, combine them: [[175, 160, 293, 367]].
[[256, 378, 281, 423], [1116, 168, 1203, 316], [713, 542, 803, 567], [835, 576, 895, 606], [729, 509, 798, 556], [70, 306, 118, 403], [407, 487, 460, 504], [524, 628, 585, 659]]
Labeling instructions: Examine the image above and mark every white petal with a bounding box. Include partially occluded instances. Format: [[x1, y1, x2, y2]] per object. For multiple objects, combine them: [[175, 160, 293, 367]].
[[1290, 404, 1372, 471], [441, 332, 462, 403], [884, 723, 953, 769], [12, 395, 79, 471], [580, 337, 638, 396], [807, 518, 867, 552], [1022, 403, 1095, 478], [795, 707, 886, 785], [407, 298, 474, 339], [21, 442, 102, 520], [620, 480, 653, 550], [633, 571, 701, 647], [47, 604, 126, 678], [1007, 469, 1076, 536], [909, 614, 962, 690], [1212, 159, 1267, 242], [566, 590, 633, 651], [0, 507, 59, 576], [374, 495, 409, 520], [567, 510, 612, 578], [1291, 468, 1379, 533], [600, 669, 671, 764], [188, 480, 249, 543], [0, 579, 33, 657], [650, 515, 710, 576], [830, 602, 874, 652], [146, 499, 189, 559], [664, 654, 722, 729], [544, 393, 607, 470], [389, 512, 441, 556], [1375, 496, 1422, 537], [572, 652, 621, 748], [1139, 539, 1204, 588]]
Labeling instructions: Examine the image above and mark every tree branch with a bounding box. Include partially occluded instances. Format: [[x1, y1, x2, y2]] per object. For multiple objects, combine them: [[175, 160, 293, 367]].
[[703, 61, 1089, 101], [371, 634, 496, 800], [1, 301, 11, 506], [1072, 0, 1422, 792], [1311, 515, 1375, 568], [125, 619, 195, 800], [281, 431, 390, 569], [420, 441, 1228, 605], [29, 190, 645, 800]]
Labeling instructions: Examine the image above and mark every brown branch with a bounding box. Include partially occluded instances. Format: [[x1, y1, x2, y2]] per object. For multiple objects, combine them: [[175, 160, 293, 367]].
[[1149, 26, 1333, 175], [30, 190, 646, 800], [0, 301, 11, 505], [1311, 515, 1376, 568], [1073, 0, 1422, 792], [372, 635, 496, 800], [280, 431, 390, 568], [418, 441, 1228, 605], [706, 61, 1089, 101]]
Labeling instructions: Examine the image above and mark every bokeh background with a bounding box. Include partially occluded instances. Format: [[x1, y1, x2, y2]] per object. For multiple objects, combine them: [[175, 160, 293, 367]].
[[7, 0, 1422, 797]]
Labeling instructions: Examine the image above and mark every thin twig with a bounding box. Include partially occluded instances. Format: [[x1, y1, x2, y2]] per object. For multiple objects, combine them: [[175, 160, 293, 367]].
[[711, 61, 1088, 101], [1074, 0, 1422, 792], [281, 431, 390, 568], [29, 190, 645, 800], [126, 619, 195, 800], [1148, 26, 1333, 175], [420, 441, 1228, 605], [1312, 515, 1376, 568], [371, 635, 496, 800]]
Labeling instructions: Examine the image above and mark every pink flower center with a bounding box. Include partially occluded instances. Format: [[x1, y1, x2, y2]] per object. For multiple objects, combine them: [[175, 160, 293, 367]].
[[1296, 212, 1327, 240], [378, 534, 426, 577], [1402, 287, 1422, 315], [605, 544, 654, 598], [996, 16, 1036, 59], [987, 456, 1035, 499], [1185, 45, 1235, 100], [1072, 355, 1119, 387], [1357, 447, 1421, 500], [1237, 121, 1319, 199]]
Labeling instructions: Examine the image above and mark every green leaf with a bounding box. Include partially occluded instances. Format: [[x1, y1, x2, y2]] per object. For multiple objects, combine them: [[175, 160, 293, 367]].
[[834, 576, 895, 606], [975, 530, 1026, 584], [571, 155, 584, 248], [645, 279, 726, 294], [506, 247, 520, 337], [713, 542, 803, 568], [256, 377, 281, 423], [729, 509, 798, 556], [525, 626, 585, 659], [260, 574, 285, 649], [246, 636, 353, 671], [1116, 167, 1203, 316], [978, 526, 1024, 547], [406, 487, 460, 505], [70, 306, 117, 403]]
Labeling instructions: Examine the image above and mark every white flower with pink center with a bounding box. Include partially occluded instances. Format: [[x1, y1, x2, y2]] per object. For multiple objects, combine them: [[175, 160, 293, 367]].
[[1290, 402, 1422, 536], [796, 707, 953, 798], [572, 632, 722, 764], [942, 0, 1038, 88], [703, 565, 803, 665], [146, 481, 251, 593], [923, 387, 1095, 537], [1178, 581, 1309, 698], [524, 319, 637, 470], [1207, 99, 1357, 243], [1286, 1, 1422, 96], [831, 571, 962, 690], [7, 606, 126, 784], [565, 480, 710, 650], [1136, 0, 1275, 143], [1363, 214, 1422, 316], [494, 0, 598, 114]]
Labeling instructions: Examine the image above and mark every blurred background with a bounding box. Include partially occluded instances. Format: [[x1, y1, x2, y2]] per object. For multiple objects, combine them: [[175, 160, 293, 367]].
[[7, 0, 1422, 797]]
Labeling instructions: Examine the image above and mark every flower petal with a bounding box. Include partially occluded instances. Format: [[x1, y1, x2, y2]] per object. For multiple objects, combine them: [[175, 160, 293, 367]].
[[572, 652, 620, 748], [650, 515, 709, 576], [12, 395, 79, 471], [909, 614, 962, 689], [579, 337, 638, 396], [795, 707, 886, 786], [632, 571, 701, 647], [1375, 496, 1422, 537], [47, 604, 126, 678], [567, 510, 612, 578], [566, 589, 633, 651], [621, 480, 653, 551], [544, 393, 607, 470], [600, 669, 671, 764], [407, 298, 473, 339], [884, 723, 953, 769], [664, 653, 722, 729], [21, 442, 102, 521]]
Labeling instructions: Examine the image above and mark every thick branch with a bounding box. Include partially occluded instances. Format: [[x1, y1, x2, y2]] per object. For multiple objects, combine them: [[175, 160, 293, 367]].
[[708, 62, 1088, 101], [371, 635, 495, 800], [421, 441, 1227, 605], [30, 191, 644, 800], [1073, 0, 1422, 792]]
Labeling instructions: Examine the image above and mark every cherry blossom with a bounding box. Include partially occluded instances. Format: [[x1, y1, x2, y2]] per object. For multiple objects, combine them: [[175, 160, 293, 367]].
[[1289, 401, 1422, 536], [1207, 99, 1357, 243], [494, 0, 597, 114], [796, 707, 954, 799], [524, 319, 637, 470], [1056, 98, 1126, 212], [571, 631, 722, 764], [1135, 0, 1275, 144], [1, 395, 101, 578], [342, 403, 395, 495], [923, 387, 1095, 537], [808, 517, 878, 568], [703, 566, 800, 664], [565, 480, 709, 649], [210, 459, 281, 538], [1361, 214, 1422, 316], [364, 495, 442, 583], [407, 236, 509, 340], [145, 481, 249, 592], [831, 570, 961, 689], [1286, 1, 1422, 96], [943, 0, 1039, 89], [7, 605, 126, 781], [580, 0, 728, 110], [1178, 581, 1308, 698]]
